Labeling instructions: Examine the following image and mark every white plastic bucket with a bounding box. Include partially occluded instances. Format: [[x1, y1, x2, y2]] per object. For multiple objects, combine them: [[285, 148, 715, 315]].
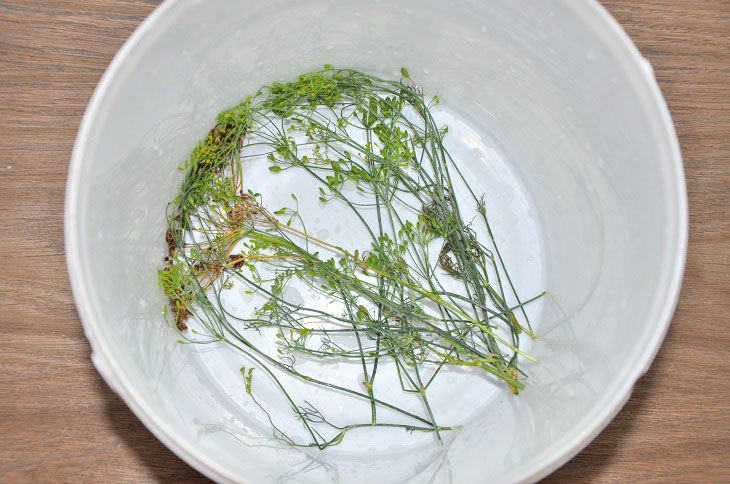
[[65, 1, 687, 482]]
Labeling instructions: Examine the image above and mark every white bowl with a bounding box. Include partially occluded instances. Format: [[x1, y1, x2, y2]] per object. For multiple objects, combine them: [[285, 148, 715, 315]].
[[65, 0, 687, 482]]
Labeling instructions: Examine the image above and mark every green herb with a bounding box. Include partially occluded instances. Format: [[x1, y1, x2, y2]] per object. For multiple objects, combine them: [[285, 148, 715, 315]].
[[158, 66, 544, 448]]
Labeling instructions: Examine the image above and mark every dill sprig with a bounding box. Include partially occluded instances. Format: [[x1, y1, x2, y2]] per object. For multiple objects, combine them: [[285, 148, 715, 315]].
[[158, 66, 544, 448]]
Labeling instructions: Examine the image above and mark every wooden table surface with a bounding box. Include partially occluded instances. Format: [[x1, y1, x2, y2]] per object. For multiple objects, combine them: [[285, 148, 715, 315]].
[[1, 1, 728, 482]]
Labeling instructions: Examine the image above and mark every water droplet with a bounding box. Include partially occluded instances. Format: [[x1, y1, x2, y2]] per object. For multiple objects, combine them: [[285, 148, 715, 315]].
[[282, 287, 304, 306]]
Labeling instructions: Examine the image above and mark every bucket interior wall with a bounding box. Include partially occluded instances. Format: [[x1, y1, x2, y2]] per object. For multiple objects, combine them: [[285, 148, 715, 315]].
[[70, 1, 683, 481]]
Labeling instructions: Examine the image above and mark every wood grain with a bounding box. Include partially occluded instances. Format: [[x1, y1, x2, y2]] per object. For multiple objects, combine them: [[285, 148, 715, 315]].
[[0, 1, 728, 482]]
